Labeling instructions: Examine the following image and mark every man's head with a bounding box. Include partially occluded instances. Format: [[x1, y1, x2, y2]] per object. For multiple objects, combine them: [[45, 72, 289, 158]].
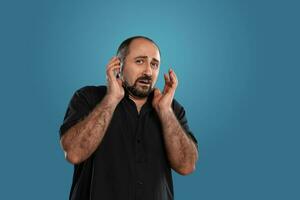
[[116, 36, 161, 99]]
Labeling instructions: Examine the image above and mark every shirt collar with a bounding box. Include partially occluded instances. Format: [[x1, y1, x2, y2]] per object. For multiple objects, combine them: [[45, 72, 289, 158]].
[[123, 87, 154, 114]]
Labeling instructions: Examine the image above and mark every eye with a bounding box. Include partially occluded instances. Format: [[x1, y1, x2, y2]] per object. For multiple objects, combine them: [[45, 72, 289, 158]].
[[151, 62, 159, 69], [136, 59, 144, 64]]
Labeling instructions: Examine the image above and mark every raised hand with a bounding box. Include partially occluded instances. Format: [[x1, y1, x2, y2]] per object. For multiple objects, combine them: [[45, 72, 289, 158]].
[[105, 56, 125, 104], [152, 68, 178, 113]]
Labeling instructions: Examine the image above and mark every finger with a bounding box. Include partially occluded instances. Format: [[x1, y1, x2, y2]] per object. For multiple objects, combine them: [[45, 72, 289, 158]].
[[107, 56, 120, 67], [107, 64, 121, 74], [107, 59, 121, 69], [153, 88, 162, 101], [152, 88, 161, 107], [109, 56, 117, 61], [106, 57, 119, 81], [107, 59, 121, 75], [109, 64, 122, 72], [107, 65, 121, 81], [116, 78, 123, 86], [107, 56, 118, 66], [164, 73, 171, 85], [154, 88, 162, 96], [169, 68, 178, 86]]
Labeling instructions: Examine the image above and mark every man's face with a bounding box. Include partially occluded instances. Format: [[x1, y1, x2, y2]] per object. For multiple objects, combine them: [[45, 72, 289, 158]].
[[121, 38, 160, 98]]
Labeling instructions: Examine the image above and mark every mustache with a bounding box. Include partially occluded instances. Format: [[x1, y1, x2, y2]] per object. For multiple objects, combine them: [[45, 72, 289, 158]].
[[136, 75, 152, 83]]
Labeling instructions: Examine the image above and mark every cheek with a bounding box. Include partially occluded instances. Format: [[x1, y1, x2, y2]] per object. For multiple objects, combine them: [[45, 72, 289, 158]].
[[151, 72, 159, 84], [122, 68, 138, 84], [153, 70, 159, 79]]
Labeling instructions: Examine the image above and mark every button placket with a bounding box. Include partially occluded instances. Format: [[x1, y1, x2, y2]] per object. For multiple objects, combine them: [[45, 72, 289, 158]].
[[134, 114, 146, 199]]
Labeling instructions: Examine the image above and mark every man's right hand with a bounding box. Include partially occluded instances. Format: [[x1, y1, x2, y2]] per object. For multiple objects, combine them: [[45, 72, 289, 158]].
[[105, 56, 125, 104]]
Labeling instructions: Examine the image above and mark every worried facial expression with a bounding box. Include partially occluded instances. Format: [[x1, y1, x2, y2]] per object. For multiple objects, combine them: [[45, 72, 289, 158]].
[[121, 38, 160, 98]]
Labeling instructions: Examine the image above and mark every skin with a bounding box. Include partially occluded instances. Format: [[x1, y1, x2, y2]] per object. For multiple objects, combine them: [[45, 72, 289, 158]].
[[60, 38, 198, 175], [120, 38, 160, 110]]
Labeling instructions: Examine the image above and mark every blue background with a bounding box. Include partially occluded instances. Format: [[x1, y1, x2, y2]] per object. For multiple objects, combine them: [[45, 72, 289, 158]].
[[1, 0, 299, 199]]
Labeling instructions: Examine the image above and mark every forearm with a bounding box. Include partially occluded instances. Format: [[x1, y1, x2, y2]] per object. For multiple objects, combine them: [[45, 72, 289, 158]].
[[61, 95, 118, 164], [157, 108, 198, 175]]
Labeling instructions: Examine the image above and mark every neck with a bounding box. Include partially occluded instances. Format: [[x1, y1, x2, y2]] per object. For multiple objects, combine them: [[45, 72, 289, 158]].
[[128, 94, 148, 113], [128, 94, 147, 105]]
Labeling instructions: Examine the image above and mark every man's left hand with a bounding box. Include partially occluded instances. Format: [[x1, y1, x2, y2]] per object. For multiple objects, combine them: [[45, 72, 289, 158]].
[[152, 68, 178, 113]]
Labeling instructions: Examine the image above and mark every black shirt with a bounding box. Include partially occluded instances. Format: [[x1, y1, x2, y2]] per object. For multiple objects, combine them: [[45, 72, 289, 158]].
[[59, 85, 198, 200]]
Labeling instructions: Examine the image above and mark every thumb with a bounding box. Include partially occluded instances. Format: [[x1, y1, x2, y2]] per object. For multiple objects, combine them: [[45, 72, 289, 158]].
[[117, 78, 123, 86], [153, 88, 162, 97]]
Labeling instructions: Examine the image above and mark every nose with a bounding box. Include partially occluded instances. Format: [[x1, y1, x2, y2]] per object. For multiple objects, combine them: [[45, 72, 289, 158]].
[[143, 61, 152, 76]]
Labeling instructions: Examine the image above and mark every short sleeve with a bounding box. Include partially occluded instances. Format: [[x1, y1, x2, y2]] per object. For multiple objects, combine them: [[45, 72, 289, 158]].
[[172, 99, 198, 151], [59, 87, 92, 138]]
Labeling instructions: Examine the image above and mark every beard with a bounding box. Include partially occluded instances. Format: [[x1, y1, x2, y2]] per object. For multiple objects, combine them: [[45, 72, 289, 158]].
[[123, 75, 153, 98]]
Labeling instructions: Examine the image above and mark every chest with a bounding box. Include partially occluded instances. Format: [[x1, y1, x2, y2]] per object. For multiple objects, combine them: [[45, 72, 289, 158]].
[[93, 103, 167, 163]]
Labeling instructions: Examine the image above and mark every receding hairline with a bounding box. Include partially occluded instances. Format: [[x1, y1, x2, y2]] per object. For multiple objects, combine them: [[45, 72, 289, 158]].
[[127, 38, 160, 59], [116, 36, 161, 61], [129, 37, 160, 50]]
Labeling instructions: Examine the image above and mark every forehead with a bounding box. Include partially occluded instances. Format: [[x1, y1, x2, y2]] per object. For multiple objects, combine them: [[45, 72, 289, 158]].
[[127, 38, 160, 61]]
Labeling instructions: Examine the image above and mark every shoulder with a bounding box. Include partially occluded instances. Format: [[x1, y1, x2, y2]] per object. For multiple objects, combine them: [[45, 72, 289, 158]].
[[77, 85, 107, 95], [172, 98, 183, 109], [171, 98, 198, 148], [171, 98, 186, 119], [74, 85, 107, 108]]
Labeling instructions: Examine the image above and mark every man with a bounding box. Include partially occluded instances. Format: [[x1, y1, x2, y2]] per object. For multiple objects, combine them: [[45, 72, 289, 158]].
[[59, 36, 199, 200]]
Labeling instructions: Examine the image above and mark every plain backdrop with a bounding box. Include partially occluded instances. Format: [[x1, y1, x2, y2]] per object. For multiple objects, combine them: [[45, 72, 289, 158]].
[[0, 0, 299, 199]]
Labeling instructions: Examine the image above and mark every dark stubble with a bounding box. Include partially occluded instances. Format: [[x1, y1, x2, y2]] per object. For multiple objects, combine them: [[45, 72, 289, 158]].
[[122, 75, 153, 98]]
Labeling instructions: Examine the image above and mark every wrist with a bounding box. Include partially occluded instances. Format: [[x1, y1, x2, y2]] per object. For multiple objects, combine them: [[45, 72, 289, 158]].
[[156, 106, 173, 117], [104, 94, 122, 106]]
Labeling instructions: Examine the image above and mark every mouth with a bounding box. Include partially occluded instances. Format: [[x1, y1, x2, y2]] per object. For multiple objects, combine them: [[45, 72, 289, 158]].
[[138, 79, 151, 86]]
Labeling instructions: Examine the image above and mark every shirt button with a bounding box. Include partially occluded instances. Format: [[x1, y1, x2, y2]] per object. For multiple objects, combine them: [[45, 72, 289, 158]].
[[136, 180, 143, 185]]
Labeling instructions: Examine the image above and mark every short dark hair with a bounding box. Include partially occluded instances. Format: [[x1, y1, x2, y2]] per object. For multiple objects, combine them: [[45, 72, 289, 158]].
[[116, 36, 160, 63]]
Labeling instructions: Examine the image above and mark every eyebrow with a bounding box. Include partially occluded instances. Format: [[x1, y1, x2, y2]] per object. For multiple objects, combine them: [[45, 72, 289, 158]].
[[134, 56, 160, 63]]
